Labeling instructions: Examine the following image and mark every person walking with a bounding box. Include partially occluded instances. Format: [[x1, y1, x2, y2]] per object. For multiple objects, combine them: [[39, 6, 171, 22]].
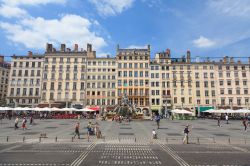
[[155, 115, 160, 129], [14, 117, 19, 130], [225, 114, 229, 124], [243, 118, 247, 132], [217, 116, 221, 127], [73, 122, 80, 139], [152, 129, 157, 139], [183, 125, 190, 144], [30, 116, 33, 126], [22, 117, 27, 130]]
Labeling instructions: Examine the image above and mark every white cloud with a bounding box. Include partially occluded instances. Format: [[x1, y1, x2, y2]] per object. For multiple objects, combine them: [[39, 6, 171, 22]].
[[0, 4, 28, 18], [126, 44, 148, 49], [0, 0, 66, 18], [208, 0, 250, 17], [89, 0, 135, 16], [1, 0, 66, 6], [193, 36, 216, 48], [0, 14, 106, 50]]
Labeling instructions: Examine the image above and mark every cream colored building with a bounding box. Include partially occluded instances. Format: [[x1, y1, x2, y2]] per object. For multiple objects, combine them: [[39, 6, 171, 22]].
[[216, 57, 250, 109], [116, 45, 150, 115], [0, 56, 10, 106], [86, 56, 116, 109], [41, 43, 94, 108], [7, 53, 44, 107]]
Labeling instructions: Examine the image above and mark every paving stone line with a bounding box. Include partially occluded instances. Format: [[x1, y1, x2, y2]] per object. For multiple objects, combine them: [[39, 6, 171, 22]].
[[159, 144, 190, 166]]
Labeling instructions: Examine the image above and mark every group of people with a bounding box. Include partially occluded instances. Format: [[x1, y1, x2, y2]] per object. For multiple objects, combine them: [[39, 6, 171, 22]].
[[14, 116, 33, 130], [73, 121, 102, 139], [217, 114, 249, 131]]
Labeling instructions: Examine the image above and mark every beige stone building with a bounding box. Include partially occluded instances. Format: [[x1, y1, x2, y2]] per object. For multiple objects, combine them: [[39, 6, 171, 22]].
[[216, 57, 250, 109], [116, 45, 150, 115], [0, 56, 10, 106], [40, 43, 95, 108], [7, 52, 44, 107], [86, 56, 116, 109]]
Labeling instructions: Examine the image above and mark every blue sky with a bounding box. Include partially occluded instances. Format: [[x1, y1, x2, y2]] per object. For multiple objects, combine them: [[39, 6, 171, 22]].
[[0, 0, 250, 62]]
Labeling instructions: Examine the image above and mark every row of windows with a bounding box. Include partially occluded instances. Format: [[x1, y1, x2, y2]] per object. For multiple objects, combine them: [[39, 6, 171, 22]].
[[117, 80, 149, 86], [118, 63, 149, 69], [117, 89, 149, 96], [118, 71, 149, 77], [86, 91, 116, 97], [117, 55, 149, 61], [220, 89, 249, 95], [219, 72, 248, 78], [10, 88, 40, 96], [219, 80, 248, 86], [10, 79, 40, 86], [13, 61, 42, 68], [117, 98, 150, 106], [12, 70, 41, 77], [45, 57, 86, 64], [87, 99, 116, 106], [218, 65, 249, 71], [10, 99, 39, 104]]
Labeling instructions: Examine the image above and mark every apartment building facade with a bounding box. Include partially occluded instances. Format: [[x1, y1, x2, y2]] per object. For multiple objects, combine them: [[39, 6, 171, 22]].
[[216, 57, 250, 109], [7, 52, 44, 107], [0, 56, 10, 106], [116, 45, 151, 115], [40, 43, 95, 108], [86, 57, 116, 109]]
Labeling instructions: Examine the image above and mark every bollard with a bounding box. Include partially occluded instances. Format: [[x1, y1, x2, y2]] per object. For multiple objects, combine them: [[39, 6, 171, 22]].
[[55, 136, 57, 142], [6, 136, 9, 142], [197, 137, 200, 144], [71, 137, 74, 142], [23, 136, 25, 142], [135, 137, 136, 143], [39, 137, 41, 143], [228, 137, 231, 144], [166, 138, 168, 143]]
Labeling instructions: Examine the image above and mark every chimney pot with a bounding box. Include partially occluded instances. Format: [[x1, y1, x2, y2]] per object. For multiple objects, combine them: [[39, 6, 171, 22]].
[[61, 44, 66, 52], [28, 51, 33, 57], [87, 43, 92, 52], [74, 44, 78, 52]]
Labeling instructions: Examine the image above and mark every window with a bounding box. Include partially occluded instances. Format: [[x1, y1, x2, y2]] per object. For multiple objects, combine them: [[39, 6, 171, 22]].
[[227, 80, 231, 86], [228, 89, 232, 94], [212, 90, 215, 96], [220, 89, 224, 94], [226, 72, 230, 77], [236, 89, 240, 95], [220, 81, 223, 86], [196, 81, 200, 88], [50, 82, 54, 90], [219, 72, 223, 78], [244, 89, 248, 94], [196, 90, 200, 97], [205, 90, 209, 96], [204, 81, 208, 88]]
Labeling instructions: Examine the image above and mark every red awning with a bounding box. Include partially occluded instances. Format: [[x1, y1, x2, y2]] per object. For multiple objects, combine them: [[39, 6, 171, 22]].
[[87, 106, 100, 111]]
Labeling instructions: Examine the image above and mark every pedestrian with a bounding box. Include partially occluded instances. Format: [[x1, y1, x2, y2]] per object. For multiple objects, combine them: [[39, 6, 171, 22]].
[[22, 117, 27, 130], [225, 114, 229, 124], [30, 116, 33, 126], [152, 129, 157, 139], [87, 122, 92, 136], [155, 115, 160, 129], [243, 118, 247, 132], [183, 125, 190, 144], [40, 113, 43, 120], [73, 122, 80, 139], [217, 116, 221, 127], [14, 117, 19, 130]]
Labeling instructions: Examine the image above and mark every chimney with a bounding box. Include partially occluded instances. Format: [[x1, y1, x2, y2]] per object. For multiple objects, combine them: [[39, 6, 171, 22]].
[[28, 51, 33, 57], [0, 56, 3, 63], [61, 44, 66, 52], [147, 44, 150, 51], [166, 49, 170, 57], [87, 43, 92, 52], [46, 43, 53, 52], [186, 50, 191, 63], [223, 56, 228, 64], [52, 48, 56, 52], [66, 48, 71, 52], [230, 57, 234, 64], [74, 44, 78, 52], [237, 60, 241, 64]]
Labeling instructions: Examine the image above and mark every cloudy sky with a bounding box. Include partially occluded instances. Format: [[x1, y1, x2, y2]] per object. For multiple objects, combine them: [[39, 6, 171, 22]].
[[0, 0, 250, 61]]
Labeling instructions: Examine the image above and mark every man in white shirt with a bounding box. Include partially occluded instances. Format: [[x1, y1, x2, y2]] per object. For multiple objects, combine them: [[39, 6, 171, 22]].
[[225, 114, 229, 124], [152, 129, 157, 139]]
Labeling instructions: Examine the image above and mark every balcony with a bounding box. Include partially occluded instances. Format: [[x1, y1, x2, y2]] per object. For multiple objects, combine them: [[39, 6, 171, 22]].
[[162, 94, 171, 98]]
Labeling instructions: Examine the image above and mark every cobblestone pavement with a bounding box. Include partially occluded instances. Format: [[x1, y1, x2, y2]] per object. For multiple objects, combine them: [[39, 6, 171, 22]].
[[0, 118, 249, 144], [0, 142, 250, 166]]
